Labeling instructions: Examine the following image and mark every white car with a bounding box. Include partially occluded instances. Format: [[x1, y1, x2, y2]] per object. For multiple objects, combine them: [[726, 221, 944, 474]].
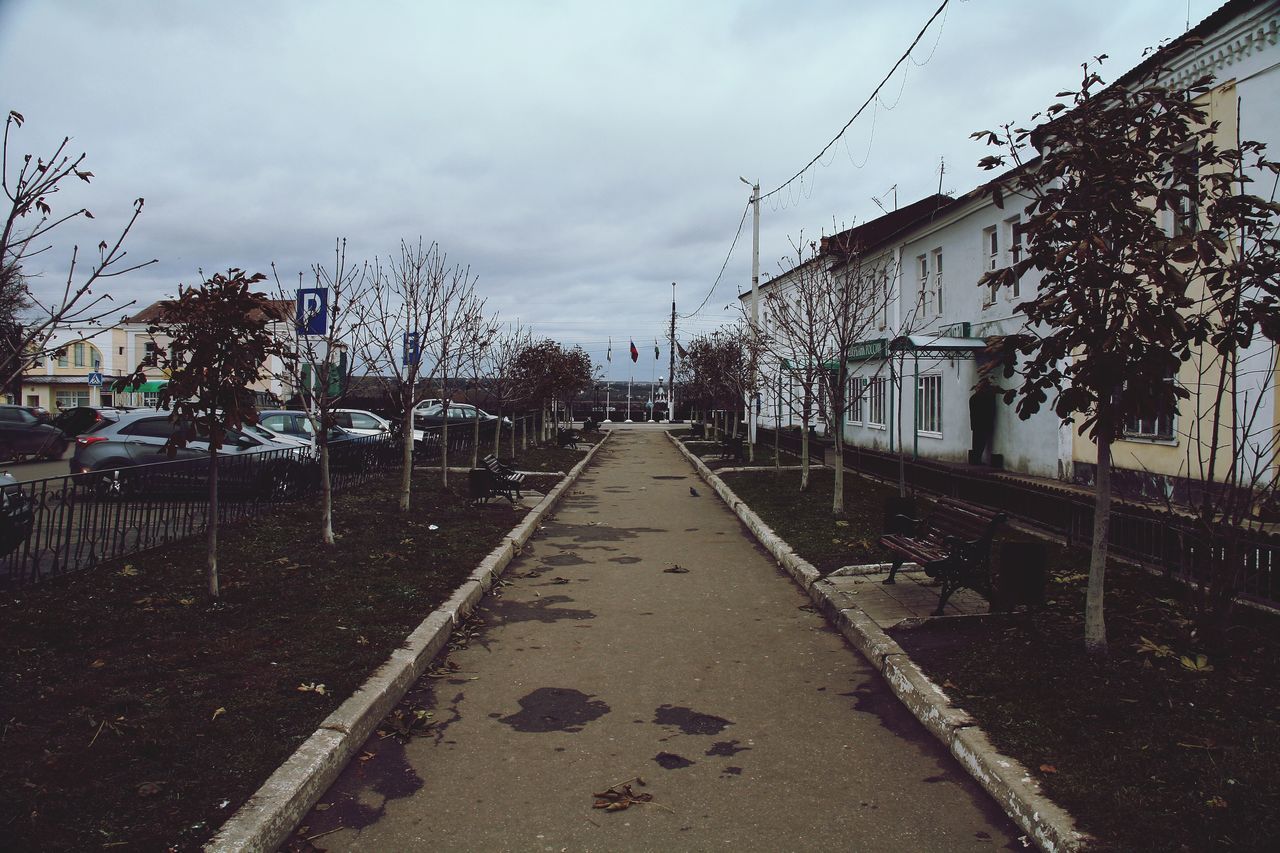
[[332, 409, 391, 436]]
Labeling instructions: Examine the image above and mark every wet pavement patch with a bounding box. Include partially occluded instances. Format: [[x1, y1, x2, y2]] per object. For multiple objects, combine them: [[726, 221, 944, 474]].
[[540, 552, 588, 566], [499, 688, 610, 733], [654, 752, 695, 769], [651, 475, 686, 480], [705, 740, 750, 757], [488, 595, 596, 624], [653, 704, 733, 735], [721, 766, 743, 776], [608, 556, 642, 564]]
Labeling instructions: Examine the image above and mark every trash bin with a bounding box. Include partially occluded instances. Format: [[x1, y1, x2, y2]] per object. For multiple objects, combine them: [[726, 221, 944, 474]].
[[991, 540, 1047, 612]]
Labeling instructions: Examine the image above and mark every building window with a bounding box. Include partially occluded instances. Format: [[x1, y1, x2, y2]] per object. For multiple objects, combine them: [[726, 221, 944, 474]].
[[143, 341, 158, 367], [26, 395, 39, 407], [916, 374, 943, 436], [1124, 371, 1177, 442], [73, 343, 85, 367], [55, 389, 90, 411], [848, 376, 864, 425], [1171, 150, 1200, 237], [983, 227, 998, 305], [867, 376, 886, 428], [917, 254, 930, 317], [56, 348, 69, 368], [143, 391, 161, 408], [1006, 217, 1025, 299], [90, 345, 102, 369], [931, 249, 944, 316]]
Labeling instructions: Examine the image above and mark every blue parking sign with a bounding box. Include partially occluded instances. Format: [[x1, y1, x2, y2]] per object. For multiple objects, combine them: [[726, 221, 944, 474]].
[[296, 288, 328, 335]]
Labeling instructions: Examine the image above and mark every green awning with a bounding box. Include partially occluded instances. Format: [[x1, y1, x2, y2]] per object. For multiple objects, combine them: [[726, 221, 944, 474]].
[[120, 380, 168, 393]]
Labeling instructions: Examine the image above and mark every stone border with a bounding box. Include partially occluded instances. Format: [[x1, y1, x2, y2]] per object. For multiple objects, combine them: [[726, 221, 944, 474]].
[[205, 434, 613, 852], [667, 433, 1086, 853]]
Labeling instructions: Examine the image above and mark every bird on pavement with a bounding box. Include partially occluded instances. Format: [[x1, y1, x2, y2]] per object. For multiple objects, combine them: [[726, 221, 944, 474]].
[[689, 486, 700, 497]]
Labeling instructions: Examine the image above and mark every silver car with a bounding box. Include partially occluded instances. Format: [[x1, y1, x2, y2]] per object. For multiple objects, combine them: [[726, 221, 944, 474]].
[[70, 411, 292, 474]]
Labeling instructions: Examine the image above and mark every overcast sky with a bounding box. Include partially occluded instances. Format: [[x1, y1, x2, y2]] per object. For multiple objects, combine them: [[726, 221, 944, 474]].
[[0, 0, 1222, 379]]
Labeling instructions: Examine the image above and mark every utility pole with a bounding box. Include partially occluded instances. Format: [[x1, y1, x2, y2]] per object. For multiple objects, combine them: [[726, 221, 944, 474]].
[[740, 177, 760, 448], [668, 281, 676, 422]]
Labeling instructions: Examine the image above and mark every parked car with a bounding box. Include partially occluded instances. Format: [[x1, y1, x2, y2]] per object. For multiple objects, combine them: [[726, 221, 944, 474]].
[[0, 471, 34, 557], [52, 406, 133, 437], [332, 408, 391, 436], [0, 404, 70, 461], [412, 403, 513, 443], [258, 410, 358, 446], [69, 411, 295, 475]]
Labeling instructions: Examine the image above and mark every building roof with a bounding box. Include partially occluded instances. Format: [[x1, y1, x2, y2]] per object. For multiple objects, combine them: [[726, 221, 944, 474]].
[[820, 193, 954, 258], [1114, 0, 1268, 88], [125, 297, 293, 325]]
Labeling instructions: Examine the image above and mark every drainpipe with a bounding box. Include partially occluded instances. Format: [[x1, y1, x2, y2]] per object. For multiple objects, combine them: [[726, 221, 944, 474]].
[[913, 353, 920, 460]]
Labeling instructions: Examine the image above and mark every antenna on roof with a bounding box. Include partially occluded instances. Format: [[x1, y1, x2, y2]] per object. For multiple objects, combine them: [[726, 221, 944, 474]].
[[871, 183, 898, 215]]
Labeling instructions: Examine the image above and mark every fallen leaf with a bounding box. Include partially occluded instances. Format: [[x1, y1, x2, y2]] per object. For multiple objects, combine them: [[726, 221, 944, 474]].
[[137, 781, 163, 797], [1039, 764, 1058, 774], [178, 598, 196, 607], [90, 659, 106, 668], [1206, 795, 1228, 809], [211, 707, 226, 722], [118, 565, 138, 577], [297, 682, 327, 695]]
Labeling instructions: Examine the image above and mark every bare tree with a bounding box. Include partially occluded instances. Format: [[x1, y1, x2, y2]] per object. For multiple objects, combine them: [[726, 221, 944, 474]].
[[353, 239, 451, 511], [482, 320, 532, 459], [419, 264, 492, 485], [273, 238, 368, 545], [1, 110, 156, 392], [761, 229, 894, 515]]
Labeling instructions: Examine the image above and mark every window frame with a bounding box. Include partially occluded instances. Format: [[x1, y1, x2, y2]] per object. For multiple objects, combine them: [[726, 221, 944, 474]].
[[982, 226, 999, 305], [916, 373, 943, 437], [866, 376, 886, 429], [931, 248, 944, 316]]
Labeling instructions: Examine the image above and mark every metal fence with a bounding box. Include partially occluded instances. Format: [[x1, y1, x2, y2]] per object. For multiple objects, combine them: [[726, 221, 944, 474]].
[[0, 417, 536, 588], [833, 445, 1280, 607]]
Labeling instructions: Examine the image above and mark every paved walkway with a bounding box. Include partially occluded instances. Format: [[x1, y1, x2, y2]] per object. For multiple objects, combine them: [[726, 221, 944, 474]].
[[297, 430, 1017, 851]]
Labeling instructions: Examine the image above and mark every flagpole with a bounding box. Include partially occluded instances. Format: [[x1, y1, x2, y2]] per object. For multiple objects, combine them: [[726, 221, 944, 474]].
[[603, 338, 613, 423], [626, 369, 633, 423]]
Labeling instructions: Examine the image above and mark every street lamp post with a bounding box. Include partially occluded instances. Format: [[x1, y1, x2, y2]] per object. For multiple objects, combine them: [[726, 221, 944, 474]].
[[740, 176, 760, 451]]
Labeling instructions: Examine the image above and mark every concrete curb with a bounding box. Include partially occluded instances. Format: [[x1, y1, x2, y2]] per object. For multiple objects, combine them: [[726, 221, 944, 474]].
[[666, 433, 1087, 853], [205, 434, 613, 853]]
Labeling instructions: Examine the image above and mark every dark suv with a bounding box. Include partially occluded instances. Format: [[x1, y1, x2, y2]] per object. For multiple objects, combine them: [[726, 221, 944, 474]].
[[0, 404, 69, 461]]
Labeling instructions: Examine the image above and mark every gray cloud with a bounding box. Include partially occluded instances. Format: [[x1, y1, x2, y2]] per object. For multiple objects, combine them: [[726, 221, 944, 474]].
[[0, 0, 1219, 376]]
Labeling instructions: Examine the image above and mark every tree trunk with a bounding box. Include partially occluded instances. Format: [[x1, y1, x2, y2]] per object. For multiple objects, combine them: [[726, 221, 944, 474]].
[[800, 414, 810, 491], [832, 424, 845, 516], [320, 440, 334, 545], [494, 406, 503, 458], [207, 444, 220, 598], [471, 408, 481, 468], [1085, 431, 1112, 656], [400, 406, 413, 511], [773, 417, 779, 473], [440, 414, 450, 487]]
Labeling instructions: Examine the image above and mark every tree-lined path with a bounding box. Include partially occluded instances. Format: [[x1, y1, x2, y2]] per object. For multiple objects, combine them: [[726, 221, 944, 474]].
[[301, 429, 1017, 850]]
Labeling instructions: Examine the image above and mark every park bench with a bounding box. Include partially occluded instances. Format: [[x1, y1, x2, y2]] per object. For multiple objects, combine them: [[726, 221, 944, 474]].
[[687, 422, 706, 439], [880, 497, 1007, 616], [476, 453, 525, 502], [718, 433, 746, 464], [557, 428, 583, 449]]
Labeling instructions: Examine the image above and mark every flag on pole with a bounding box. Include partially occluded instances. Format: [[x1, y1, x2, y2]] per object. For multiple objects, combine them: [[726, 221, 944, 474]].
[[629, 340, 638, 362], [654, 339, 659, 360], [607, 338, 612, 362]]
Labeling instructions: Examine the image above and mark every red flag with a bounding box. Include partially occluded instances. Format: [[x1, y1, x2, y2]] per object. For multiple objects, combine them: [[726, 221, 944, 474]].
[[629, 340, 638, 362]]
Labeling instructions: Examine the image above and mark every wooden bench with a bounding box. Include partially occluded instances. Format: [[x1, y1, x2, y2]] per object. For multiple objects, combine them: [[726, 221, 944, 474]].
[[556, 428, 583, 449], [480, 453, 525, 501], [879, 497, 1007, 615], [718, 433, 745, 463]]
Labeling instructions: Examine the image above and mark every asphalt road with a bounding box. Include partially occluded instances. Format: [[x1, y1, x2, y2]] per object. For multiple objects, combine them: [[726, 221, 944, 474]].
[[3, 444, 73, 483], [298, 430, 1019, 851]]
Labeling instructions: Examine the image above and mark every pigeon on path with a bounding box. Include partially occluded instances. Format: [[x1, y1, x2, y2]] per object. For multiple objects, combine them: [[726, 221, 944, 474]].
[[689, 486, 700, 497]]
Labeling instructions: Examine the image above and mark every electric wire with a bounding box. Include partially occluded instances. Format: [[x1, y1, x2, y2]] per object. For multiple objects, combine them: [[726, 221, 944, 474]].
[[680, 201, 751, 319], [758, 0, 951, 205]]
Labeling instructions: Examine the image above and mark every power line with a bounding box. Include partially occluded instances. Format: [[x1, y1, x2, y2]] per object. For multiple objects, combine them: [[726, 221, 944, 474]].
[[680, 200, 751, 320], [758, 0, 951, 204]]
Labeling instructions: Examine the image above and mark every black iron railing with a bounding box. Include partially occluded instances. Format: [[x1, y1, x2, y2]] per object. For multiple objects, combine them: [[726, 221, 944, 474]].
[[830, 444, 1280, 607]]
